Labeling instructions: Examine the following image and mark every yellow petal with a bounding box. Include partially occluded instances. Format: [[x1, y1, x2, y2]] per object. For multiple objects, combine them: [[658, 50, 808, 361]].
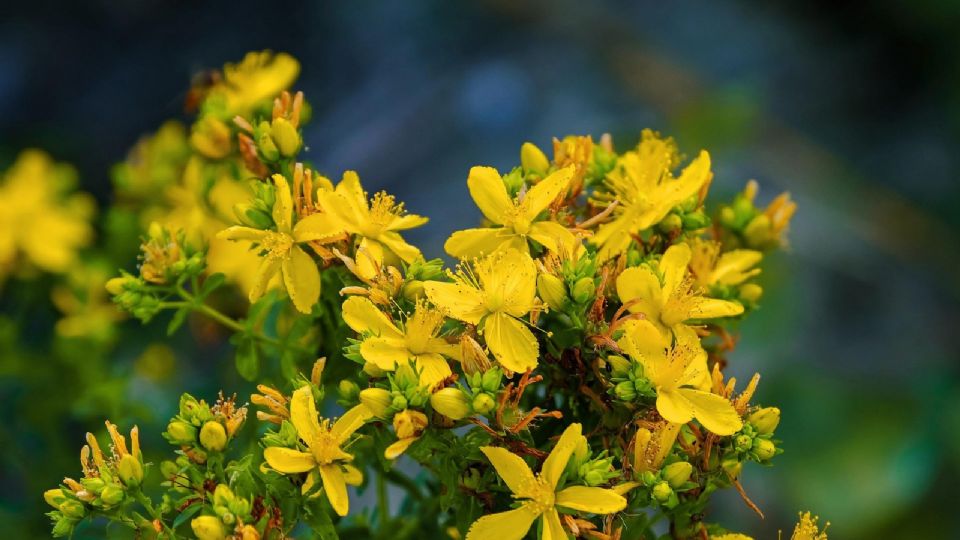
[[540, 508, 567, 540], [218, 225, 268, 242], [355, 237, 385, 280], [271, 174, 294, 234], [678, 388, 743, 436], [655, 388, 696, 425], [541, 422, 582, 488], [467, 166, 514, 225], [376, 231, 422, 263], [424, 281, 486, 325], [690, 298, 744, 320], [385, 437, 417, 460], [479, 446, 536, 497], [658, 243, 691, 299], [465, 504, 539, 540], [520, 166, 572, 221], [478, 249, 537, 317], [249, 257, 281, 303], [315, 190, 359, 233], [342, 464, 363, 486], [483, 312, 538, 373], [359, 337, 411, 370], [712, 250, 762, 286], [334, 170, 368, 226], [387, 213, 429, 232], [616, 265, 663, 318], [618, 319, 669, 367], [673, 325, 710, 389], [263, 447, 316, 473], [282, 245, 321, 314], [331, 403, 373, 443], [341, 296, 402, 337], [527, 221, 575, 254], [416, 353, 453, 387], [319, 463, 349, 516], [289, 387, 321, 445], [293, 212, 344, 243], [444, 228, 513, 260], [555, 486, 627, 514], [302, 469, 320, 495]]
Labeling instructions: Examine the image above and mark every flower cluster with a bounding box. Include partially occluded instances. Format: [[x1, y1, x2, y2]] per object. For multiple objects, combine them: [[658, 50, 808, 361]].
[[39, 51, 828, 539]]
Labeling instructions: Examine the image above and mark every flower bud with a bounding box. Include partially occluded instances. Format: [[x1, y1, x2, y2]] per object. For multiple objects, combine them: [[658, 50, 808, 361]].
[[199, 421, 228, 452], [537, 274, 568, 311], [179, 393, 203, 419], [606, 355, 631, 377], [658, 214, 682, 233], [160, 460, 179, 479], [571, 277, 595, 304], [472, 393, 496, 415], [393, 410, 428, 439], [480, 368, 502, 393], [402, 280, 426, 302], [430, 387, 471, 420], [271, 118, 300, 157], [241, 525, 261, 540], [81, 477, 106, 495], [651, 481, 672, 503], [748, 407, 780, 435], [662, 462, 693, 489], [721, 457, 742, 479], [363, 361, 386, 378], [753, 438, 776, 461], [190, 117, 232, 159], [192, 515, 227, 540], [166, 420, 197, 445], [234, 202, 273, 229], [391, 394, 408, 410], [681, 211, 709, 230], [521, 142, 550, 174], [739, 283, 763, 303], [60, 498, 87, 519], [117, 454, 143, 487], [744, 214, 772, 248], [105, 276, 134, 295], [213, 484, 235, 507], [583, 469, 606, 486], [359, 388, 393, 419], [44, 489, 66, 509], [257, 131, 280, 162], [99, 483, 125, 506], [338, 380, 360, 401], [394, 363, 419, 389], [614, 380, 637, 402], [734, 434, 753, 453]]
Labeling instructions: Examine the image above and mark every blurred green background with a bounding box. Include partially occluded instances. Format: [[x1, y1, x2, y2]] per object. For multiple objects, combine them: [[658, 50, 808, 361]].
[[2, 0, 959, 537]]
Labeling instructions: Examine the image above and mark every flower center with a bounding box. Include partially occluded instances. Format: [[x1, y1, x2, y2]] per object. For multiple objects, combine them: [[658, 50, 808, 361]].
[[261, 231, 294, 260], [520, 476, 555, 514], [364, 192, 401, 238], [310, 425, 349, 465]]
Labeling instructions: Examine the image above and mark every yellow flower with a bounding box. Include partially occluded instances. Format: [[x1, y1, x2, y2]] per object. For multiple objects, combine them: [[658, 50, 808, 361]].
[[342, 296, 461, 386], [315, 171, 427, 279], [51, 262, 123, 341], [0, 150, 95, 277], [618, 319, 742, 435], [466, 423, 626, 540], [424, 249, 539, 373], [385, 409, 428, 459], [209, 50, 300, 117], [688, 238, 762, 288], [219, 174, 343, 313], [591, 130, 711, 261], [616, 243, 743, 346], [791, 512, 829, 540], [262, 387, 370, 516], [444, 166, 575, 259]]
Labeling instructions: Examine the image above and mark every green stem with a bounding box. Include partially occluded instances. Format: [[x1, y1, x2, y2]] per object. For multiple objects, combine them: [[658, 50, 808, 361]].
[[133, 489, 176, 538], [376, 470, 390, 530]]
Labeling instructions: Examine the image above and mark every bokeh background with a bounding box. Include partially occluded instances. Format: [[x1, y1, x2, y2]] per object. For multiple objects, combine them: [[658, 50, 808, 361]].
[[2, 0, 959, 538]]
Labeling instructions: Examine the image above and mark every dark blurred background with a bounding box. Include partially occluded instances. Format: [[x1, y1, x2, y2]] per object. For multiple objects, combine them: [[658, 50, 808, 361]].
[[2, 0, 959, 537]]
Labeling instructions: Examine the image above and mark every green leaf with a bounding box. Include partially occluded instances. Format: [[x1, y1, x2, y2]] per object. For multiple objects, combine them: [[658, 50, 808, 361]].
[[172, 502, 202, 529], [167, 307, 191, 336], [235, 338, 260, 381], [196, 272, 226, 300], [304, 499, 339, 540]]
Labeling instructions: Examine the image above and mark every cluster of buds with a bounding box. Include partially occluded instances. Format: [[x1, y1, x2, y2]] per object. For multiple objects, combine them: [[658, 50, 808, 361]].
[[608, 354, 657, 403], [190, 484, 258, 540], [731, 407, 781, 463], [357, 363, 432, 458], [235, 90, 305, 170], [164, 393, 247, 460], [44, 422, 144, 537], [566, 435, 620, 487], [638, 460, 696, 509], [718, 180, 797, 251]]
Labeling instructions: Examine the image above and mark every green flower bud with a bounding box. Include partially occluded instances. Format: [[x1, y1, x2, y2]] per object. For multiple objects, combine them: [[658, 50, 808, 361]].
[[179, 393, 203, 420], [104, 276, 134, 295], [402, 280, 426, 302], [166, 420, 197, 445], [472, 393, 496, 415], [739, 283, 763, 303], [234, 202, 273, 229], [640, 471, 657, 486], [662, 462, 693, 489], [744, 214, 772, 247], [391, 394, 408, 411], [658, 214, 682, 233], [394, 363, 419, 389], [44, 489, 67, 509], [51, 515, 76, 536], [220, 512, 236, 526], [160, 460, 179, 479], [583, 469, 607, 486], [338, 379, 360, 401], [117, 454, 143, 487], [734, 434, 753, 453], [271, 117, 300, 157], [606, 355, 631, 377], [753, 438, 776, 461], [460, 468, 482, 490], [363, 361, 386, 378], [99, 484, 125, 506], [199, 421, 228, 452], [571, 277, 595, 304], [480, 368, 502, 393], [430, 387, 472, 420], [80, 477, 106, 495], [256, 130, 280, 162], [213, 484, 235, 507], [359, 388, 393, 419], [537, 273, 569, 311], [748, 407, 780, 435], [614, 380, 637, 402], [60, 498, 87, 519], [681, 211, 709, 230], [521, 142, 550, 174], [651, 481, 673, 503], [721, 457, 742, 479], [192, 515, 227, 540]]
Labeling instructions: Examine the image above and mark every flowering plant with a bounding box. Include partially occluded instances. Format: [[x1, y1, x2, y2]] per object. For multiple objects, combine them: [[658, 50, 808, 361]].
[[30, 51, 827, 539]]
